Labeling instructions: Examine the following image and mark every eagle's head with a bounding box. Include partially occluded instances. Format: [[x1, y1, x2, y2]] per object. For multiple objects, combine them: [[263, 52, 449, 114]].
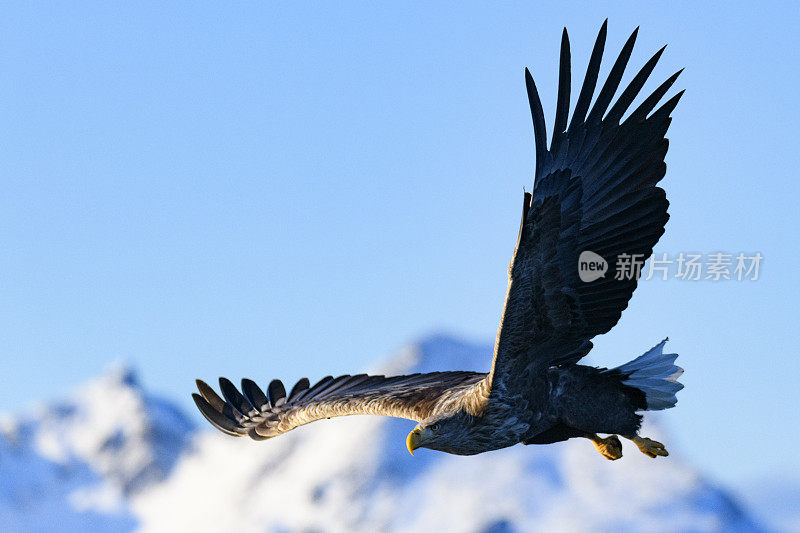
[[406, 411, 484, 456]]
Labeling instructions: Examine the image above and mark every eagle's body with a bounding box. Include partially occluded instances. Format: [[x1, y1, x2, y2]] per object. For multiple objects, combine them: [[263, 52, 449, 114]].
[[194, 22, 684, 461]]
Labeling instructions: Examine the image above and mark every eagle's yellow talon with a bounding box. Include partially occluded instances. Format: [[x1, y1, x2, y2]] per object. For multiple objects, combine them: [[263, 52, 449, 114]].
[[632, 436, 668, 458], [592, 434, 623, 460]]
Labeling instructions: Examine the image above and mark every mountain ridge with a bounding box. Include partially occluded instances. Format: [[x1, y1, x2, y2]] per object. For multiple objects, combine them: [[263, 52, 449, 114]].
[[0, 334, 762, 532]]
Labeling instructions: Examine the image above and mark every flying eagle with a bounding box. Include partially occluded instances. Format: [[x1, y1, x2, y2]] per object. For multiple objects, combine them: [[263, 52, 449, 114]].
[[193, 22, 684, 460]]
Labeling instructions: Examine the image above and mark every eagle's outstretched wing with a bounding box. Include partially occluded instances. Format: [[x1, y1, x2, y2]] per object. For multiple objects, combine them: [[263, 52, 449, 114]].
[[489, 22, 683, 393], [193, 371, 486, 440]]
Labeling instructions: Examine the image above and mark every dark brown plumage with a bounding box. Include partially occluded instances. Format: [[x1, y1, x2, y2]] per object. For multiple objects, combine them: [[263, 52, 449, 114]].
[[194, 21, 684, 460]]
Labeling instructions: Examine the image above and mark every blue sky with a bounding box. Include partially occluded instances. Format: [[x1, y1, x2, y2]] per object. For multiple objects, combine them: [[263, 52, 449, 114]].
[[1, 2, 798, 490]]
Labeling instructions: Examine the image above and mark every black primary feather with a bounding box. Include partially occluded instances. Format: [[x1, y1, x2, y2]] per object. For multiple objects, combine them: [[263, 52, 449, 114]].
[[586, 27, 638, 124], [288, 377, 310, 401], [241, 378, 269, 412], [568, 19, 607, 132], [219, 377, 257, 418], [267, 379, 287, 407]]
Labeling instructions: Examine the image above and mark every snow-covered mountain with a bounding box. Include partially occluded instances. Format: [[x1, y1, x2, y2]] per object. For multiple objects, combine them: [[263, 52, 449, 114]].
[[0, 364, 193, 531], [0, 335, 764, 532]]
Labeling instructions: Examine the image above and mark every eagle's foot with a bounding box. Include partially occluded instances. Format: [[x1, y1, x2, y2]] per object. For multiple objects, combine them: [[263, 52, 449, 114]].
[[591, 434, 622, 460], [632, 436, 668, 458]]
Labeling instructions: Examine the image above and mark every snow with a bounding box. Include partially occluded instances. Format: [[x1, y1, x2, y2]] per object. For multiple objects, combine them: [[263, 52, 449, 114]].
[[0, 335, 766, 532]]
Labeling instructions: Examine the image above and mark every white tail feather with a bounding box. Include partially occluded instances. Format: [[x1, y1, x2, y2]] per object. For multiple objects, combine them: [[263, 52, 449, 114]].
[[612, 338, 684, 411]]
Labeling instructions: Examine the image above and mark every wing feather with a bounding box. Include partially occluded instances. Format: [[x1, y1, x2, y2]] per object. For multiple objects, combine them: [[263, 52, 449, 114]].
[[241, 378, 269, 412], [192, 393, 247, 436], [267, 379, 287, 406], [196, 378, 227, 412], [586, 27, 639, 124], [195, 372, 486, 440], [550, 28, 571, 155], [568, 20, 607, 132], [287, 377, 310, 401], [606, 45, 666, 124], [525, 68, 548, 178], [219, 377, 258, 418]]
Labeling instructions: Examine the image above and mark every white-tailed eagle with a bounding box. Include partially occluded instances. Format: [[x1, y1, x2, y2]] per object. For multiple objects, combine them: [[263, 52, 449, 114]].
[[194, 21, 684, 460]]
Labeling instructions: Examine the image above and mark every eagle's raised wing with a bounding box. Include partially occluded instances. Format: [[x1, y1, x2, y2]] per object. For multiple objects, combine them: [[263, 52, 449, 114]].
[[193, 371, 486, 440], [489, 22, 683, 393]]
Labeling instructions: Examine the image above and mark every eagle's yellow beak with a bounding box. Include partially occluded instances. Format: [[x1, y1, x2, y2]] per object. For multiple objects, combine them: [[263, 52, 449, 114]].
[[406, 428, 422, 455]]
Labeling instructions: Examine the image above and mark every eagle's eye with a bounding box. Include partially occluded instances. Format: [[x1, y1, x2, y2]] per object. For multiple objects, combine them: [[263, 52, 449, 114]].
[[430, 423, 441, 432]]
